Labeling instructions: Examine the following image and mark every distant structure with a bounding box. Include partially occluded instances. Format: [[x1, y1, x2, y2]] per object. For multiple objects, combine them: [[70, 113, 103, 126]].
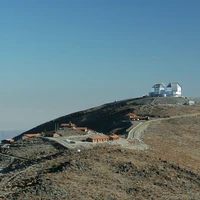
[[166, 82, 182, 97], [1, 138, 14, 144], [150, 83, 166, 97], [149, 82, 182, 97], [188, 100, 195, 106]]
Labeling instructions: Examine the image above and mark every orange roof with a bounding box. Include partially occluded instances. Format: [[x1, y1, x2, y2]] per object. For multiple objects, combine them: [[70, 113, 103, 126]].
[[89, 135, 109, 140], [60, 123, 76, 127], [109, 134, 119, 139], [125, 113, 137, 117], [24, 134, 38, 137], [4, 138, 14, 143], [126, 113, 137, 117], [75, 127, 87, 130]]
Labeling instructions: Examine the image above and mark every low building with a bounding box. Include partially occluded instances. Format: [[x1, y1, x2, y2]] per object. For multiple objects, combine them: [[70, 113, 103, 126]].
[[1, 138, 14, 144], [125, 113, 137, 117], [87, 135, 109, 143], [124, 113, 149, 120], [109, 134, 119, 140], [22, 134, 39, 139], [124, 113, 137, 120], [74, 127, 88, 132], [53, 133, 61, 138], [60, 123, 76, 129], [188, 100, 195, 106]]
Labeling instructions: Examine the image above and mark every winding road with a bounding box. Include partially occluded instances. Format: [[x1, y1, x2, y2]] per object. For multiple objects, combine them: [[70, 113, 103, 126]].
[[126, 112, 200, 150]]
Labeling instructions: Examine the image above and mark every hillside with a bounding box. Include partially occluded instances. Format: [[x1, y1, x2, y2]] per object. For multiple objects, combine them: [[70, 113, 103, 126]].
[[1, 146, 200, 200], [1, 96, 200, 199], [17, 97, 200, 137], [143, 116, 200, 174]]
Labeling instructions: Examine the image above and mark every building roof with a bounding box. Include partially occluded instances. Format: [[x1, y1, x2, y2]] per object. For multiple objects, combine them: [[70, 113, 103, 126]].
[[24, 134, 38, 137], [75, 127, 87, 130], [60, 123, 76, 127], [166, 82, 181, 89], [109, 134, 119, 139], [125, 113, 137, 117], [3, 138, 14, 143], [89, 135, 109, 140], [152, 83, 166, 89]]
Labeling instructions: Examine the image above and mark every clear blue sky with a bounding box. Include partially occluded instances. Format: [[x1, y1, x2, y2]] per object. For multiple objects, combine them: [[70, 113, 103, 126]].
[[0, 0, 199, 131]]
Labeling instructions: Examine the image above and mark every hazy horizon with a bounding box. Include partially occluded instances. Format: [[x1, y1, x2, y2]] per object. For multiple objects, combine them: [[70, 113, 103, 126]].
[[0, 130, 24, 141], [0, 0, 200, 130]]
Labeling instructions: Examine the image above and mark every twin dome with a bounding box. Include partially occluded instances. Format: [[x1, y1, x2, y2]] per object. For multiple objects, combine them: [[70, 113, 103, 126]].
[[149, 82, 182, 97]]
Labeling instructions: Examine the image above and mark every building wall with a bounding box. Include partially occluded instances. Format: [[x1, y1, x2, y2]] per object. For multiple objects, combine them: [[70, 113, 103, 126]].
[[87, 137, 109, 143], [189, 101, 195, 105], [166, 85, 181, 97], [150, 88, 166, 97]]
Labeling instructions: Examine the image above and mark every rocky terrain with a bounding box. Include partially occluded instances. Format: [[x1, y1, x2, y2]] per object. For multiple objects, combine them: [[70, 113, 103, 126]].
[[0, 145, 200, 200], [143, 115, 200, 175], [0, 97, 200, 199]]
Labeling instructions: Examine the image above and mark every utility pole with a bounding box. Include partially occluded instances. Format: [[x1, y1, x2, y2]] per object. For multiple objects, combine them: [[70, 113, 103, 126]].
[[55, 123, 59, 132]]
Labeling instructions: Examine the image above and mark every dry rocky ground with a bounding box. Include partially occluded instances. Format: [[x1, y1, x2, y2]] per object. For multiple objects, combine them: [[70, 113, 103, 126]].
[[0, 145, 200, 200], [0, 98, 200, 199], [142, 116, 200, 175]]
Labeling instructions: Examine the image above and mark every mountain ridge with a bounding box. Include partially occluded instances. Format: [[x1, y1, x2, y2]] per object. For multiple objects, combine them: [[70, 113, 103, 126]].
[[15, 96, 199, 139]]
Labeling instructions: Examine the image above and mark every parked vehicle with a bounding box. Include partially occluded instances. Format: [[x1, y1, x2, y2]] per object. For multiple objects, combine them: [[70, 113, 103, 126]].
[[64, 139, 75, 144]]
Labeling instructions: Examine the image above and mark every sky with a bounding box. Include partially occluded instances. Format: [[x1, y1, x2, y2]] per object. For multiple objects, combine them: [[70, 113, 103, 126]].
[[0, 0, 200, 131]]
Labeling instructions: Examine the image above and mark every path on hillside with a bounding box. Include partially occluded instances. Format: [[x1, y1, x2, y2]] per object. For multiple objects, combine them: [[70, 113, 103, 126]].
[[0, 152, 29, 161], [0, 152, 31, 179], [0, 163, 38, 198], [45, 137, 75, 149], [126, 112, 200, 150]]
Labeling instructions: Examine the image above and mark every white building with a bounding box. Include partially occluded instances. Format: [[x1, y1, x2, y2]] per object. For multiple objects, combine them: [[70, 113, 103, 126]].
[[149, 83, 166, 97], [166, 82, 182, 97], [188, 100, 195, 105], [149, 82, 182, 97]]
